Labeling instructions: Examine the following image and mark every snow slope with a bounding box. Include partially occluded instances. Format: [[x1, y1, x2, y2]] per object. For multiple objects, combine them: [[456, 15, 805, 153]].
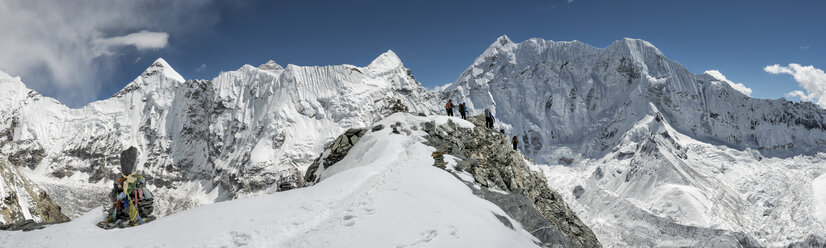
[[443, 35, 826, 246], [0, 113, 542, 248], [0, 53, 441, 219]]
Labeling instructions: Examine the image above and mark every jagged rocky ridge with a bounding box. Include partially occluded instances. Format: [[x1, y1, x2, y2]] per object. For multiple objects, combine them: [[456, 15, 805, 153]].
[[305, 114, 600, 247], [423, 115, 601, 248]]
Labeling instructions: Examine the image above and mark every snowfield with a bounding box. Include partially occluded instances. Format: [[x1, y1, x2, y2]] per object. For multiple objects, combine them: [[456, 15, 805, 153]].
[[0, 114, 542, 248]]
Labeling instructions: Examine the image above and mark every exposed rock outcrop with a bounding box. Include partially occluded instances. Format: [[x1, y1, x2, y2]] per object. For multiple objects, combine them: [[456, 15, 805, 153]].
[[304, 128, 367, 186], [423, 115, 601, 248], [0, 156, 68, 226]]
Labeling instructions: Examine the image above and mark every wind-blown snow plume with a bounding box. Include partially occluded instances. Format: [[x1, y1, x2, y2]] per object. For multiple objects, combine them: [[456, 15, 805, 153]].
[[765, 63, 826, 108]]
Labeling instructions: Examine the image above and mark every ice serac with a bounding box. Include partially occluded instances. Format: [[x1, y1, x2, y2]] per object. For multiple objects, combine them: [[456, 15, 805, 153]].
[[0, 53, 441, 220], [443, 37, 826, 246]]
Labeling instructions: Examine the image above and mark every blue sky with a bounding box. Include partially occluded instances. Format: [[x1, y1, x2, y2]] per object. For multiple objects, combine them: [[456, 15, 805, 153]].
[[2, 0, 825, 107]]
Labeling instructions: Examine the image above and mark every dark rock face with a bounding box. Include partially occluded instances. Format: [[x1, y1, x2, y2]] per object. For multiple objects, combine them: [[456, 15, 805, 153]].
[[423, 115, 601, 248], [0, 157, 69, 225], [120, 147, 138, 175], [0, 219, 66, 231], [572, 185, 585, 199], [304, 128, 367, 185], [474, 184, 574, 247]]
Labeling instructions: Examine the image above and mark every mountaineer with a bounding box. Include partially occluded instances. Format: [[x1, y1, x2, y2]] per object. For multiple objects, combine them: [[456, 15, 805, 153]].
[[484, 109, 495, 129], [458, 102, 467, 119], [512, 136, 518, 150], [445, 99, 454, 116]]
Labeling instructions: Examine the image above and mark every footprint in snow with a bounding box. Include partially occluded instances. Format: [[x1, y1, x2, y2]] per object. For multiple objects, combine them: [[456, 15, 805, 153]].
[[342, 215, 356, 227]]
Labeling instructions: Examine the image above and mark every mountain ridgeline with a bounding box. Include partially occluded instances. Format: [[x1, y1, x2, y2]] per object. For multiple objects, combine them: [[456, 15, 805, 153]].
[[444, 36, 826, 163], [1, 36, 825, 246]]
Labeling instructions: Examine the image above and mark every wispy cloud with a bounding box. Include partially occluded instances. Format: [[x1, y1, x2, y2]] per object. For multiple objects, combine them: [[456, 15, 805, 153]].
[[196, 64, 208, 72], [765, 64, 826, 108], [93, 31, 169, 56], [704, 70, 753, 96], [0, 0, 231, 107], [801, 45, 811, 50]]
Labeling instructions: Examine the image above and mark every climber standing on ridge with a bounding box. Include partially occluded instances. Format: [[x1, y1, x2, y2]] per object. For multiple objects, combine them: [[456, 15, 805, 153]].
[[512, 136, 518, 150], [486, 109, 496, 129], [445, 98, 454, 116], [458, 102, 467, 119], [484, 108, 492, 129]]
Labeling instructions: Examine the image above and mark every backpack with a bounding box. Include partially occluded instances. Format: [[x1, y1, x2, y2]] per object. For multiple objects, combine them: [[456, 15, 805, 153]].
[[445, 101, 452, 109]]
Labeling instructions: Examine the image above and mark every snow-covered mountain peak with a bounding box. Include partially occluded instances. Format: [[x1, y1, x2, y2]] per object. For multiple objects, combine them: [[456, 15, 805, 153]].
[[0, 70, 40, 109], [366, 50, 403, 71], [493, 35, 513, 46], [258, 60, 284, 71], [142, 58, 185, 83], [113, 58, 185, 97], [0, 70, 13, 80]]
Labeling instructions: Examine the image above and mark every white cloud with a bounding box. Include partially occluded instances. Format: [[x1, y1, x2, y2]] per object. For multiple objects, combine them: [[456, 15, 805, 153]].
[[704, 70, 753, 97], [801, 45, 811, 50], [196, 64, 208, 72], [765, 63, 826, 108], [0, 0, 229, 107], [786, 90, 814, 101], [93, 31, 169, 56]]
